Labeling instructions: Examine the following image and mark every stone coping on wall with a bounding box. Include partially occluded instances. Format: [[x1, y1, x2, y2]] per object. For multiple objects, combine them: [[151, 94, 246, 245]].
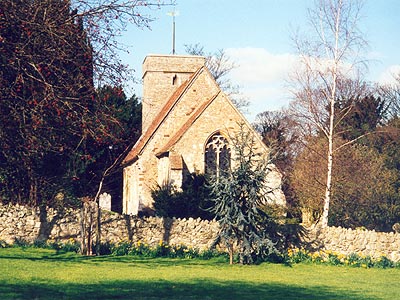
[[0, 203, 220, 249], [1, 203, 400, 261], [303, 224, 400, 262]]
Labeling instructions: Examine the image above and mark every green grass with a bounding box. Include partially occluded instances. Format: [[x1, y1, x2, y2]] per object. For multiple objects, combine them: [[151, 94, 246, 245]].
[[1, 247, 399, 299]]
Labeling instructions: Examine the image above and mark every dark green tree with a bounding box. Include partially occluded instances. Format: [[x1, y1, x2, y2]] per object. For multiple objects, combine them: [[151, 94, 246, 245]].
[[208, 126, 279, 264], [335, 95, 386, 142], [68, 86, 142, 210], [254, 111, 288, 164]]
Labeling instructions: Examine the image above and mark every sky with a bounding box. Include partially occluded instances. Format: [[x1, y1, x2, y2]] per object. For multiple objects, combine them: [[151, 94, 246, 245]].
[[117, 0, 400, 122]]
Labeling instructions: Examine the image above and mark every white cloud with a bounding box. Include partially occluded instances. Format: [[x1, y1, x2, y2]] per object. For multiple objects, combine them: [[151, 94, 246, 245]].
[[378, 65, 400, 85], [224, 47, 297, 121], [226, 47, 297, 84], [244, 86, 292, 120], [224, 47, 370, 122]]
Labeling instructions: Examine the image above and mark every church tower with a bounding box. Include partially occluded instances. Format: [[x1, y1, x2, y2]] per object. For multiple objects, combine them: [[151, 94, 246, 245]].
[[141, 54, 206, 132]]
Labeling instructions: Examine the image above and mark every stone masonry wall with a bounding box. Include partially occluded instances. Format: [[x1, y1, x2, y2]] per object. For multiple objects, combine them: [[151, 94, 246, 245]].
[[0, 203, 219, 250], [306, 225, 400, 261], [1, 203, 400, 261]]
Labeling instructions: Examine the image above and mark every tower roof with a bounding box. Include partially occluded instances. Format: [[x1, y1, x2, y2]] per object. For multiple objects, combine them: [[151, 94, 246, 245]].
[[142, 54, 206, 78]]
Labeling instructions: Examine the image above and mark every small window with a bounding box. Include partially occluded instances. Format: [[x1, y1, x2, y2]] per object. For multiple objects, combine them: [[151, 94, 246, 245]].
[[205, 133, 231, 179], [172, 74, 178, 85]]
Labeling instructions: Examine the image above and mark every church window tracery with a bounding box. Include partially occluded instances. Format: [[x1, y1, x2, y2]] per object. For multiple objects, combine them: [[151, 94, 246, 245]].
[[205, 133, 231, 178]]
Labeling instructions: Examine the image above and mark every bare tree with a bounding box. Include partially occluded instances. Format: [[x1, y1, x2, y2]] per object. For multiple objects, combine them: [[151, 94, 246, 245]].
[[184, 43, 249, 110], [71, 0, 175, 87], [289, 0, 368, 227], [253, 111, 299, 173], [379, 72, 400, 119]]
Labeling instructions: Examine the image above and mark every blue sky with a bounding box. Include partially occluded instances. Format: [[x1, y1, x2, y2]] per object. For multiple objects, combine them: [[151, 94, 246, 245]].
[[118, 0, 400, 121]]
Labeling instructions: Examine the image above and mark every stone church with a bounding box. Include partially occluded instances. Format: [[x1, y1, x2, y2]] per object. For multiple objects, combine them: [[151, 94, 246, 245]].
[[121, 54, 285, 215]]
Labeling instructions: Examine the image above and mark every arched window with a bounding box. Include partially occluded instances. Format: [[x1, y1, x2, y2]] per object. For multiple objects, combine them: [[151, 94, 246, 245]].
[[205, 133, 231, 178]]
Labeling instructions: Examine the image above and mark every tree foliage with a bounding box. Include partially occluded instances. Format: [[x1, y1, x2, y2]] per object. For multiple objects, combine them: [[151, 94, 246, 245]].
[[73, 86, 142, 209], [69, 0, 174, 86], [253, 111, 301, 220], [0, 0, 157, 206], [290, 135, 399, 231], [329, 143, 399, 231], [286, 89, 400, 231], [335, 95, 387, 142], [253, 111, 299, 173], [0, 0, 101, 205], [208, 126, 279, 264]]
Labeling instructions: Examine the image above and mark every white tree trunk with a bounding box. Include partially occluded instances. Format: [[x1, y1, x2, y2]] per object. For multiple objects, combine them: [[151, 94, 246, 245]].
[[321, 126, 334, 227], [321, 0, 341, 228], [291, 0, 366, 228]]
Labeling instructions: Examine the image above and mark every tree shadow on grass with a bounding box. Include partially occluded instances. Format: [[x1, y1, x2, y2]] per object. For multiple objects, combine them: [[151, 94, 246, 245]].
[[0, 279, 374, 300]]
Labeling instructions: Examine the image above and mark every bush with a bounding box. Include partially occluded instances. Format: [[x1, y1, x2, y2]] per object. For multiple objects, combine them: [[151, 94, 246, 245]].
[[33, 239, 51, 249], [97, 241, 113, 255], [286, 248, 399, 269], [61, 240, 80, 253], [13, 238, 30, 248], [375, 256, 394, 268], [107, 240, 223, 260], [6, 238, 80, 253], [152, 173, 214, 220]]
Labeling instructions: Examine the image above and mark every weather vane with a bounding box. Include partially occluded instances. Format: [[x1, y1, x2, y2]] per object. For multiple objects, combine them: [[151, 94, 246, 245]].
[[167, 9, 179, 55]]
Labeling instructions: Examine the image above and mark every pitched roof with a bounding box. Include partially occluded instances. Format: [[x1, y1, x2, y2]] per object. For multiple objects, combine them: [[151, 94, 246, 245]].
[[121, 66, 205, 166], [156, 91, 220, 156]]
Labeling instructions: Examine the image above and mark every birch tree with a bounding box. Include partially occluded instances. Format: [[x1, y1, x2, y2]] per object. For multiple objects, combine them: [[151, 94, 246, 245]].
[[290, 0, 367, 227]]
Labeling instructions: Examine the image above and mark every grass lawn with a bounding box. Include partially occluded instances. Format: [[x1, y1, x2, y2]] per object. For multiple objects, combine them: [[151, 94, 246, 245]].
[[1, 247, 399, 299]]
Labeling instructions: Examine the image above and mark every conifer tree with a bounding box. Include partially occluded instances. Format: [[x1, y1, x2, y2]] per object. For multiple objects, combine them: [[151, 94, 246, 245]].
[[208, 125, 278, 264]]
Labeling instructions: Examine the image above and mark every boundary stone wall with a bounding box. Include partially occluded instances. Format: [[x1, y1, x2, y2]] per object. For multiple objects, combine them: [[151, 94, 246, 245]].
[[306, 225, 400, 261], [1, 203, 400, 261], [0, 203, 219, 249]]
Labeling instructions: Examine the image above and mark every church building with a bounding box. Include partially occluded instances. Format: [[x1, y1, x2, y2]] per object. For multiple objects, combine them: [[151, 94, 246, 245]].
[[121, 54, 285, 215]]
